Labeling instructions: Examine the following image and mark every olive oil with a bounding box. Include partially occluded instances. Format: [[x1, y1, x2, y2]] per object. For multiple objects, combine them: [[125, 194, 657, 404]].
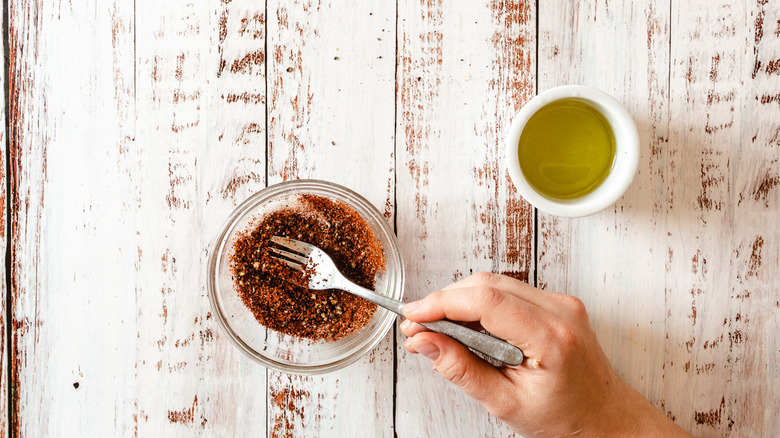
[[518, 99, 615, 199]]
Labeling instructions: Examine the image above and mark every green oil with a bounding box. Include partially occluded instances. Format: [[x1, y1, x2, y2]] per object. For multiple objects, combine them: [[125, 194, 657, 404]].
[[518, 98, 615, 199]]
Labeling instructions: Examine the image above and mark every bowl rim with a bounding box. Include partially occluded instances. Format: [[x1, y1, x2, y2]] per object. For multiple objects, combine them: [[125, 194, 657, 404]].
[[505, 85, 640, 217], [207, 179, 405, 375]]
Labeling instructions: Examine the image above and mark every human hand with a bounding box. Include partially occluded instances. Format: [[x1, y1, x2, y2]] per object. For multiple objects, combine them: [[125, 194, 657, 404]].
[[400, 272, 691, 437]]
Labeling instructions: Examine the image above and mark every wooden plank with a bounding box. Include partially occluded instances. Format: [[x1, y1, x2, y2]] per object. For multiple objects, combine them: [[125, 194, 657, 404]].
[[8, 0, 269, 435], [265, 1, 396, 436], [395, 0, 535, 436], [539, 0, 780, 435], [8, 0, 138, 435], [133, 0, 267, 435], [662, 1, 780, 434], [536, 0, 672, 418], [0, 5, 7, 438]]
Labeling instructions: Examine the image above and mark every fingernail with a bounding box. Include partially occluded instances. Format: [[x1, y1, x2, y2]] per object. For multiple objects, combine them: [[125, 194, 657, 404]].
[[400, 319, 411, 330], [403, 301, 420, 315], [411, 340, 439, 361]]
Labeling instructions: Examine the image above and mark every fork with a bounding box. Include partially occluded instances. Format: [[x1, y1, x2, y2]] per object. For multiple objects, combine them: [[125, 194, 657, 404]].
[[268, 236, 525, 366]]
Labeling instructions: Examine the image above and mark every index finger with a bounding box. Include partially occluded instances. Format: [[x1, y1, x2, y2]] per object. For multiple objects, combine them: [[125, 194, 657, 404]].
[[402, 286, 543, 350], [443, 272, 552, 309]]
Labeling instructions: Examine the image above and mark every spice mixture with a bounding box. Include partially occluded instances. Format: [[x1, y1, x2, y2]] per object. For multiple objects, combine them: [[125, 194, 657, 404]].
[[230, 194, 385, 341]]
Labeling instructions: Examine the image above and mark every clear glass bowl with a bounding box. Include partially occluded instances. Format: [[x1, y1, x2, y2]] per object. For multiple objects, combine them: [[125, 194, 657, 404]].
[[207, 180, 404, 374]]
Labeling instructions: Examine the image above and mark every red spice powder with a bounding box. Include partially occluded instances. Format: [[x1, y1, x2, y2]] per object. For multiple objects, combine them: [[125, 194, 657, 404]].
[[230, 194, 385, 341]]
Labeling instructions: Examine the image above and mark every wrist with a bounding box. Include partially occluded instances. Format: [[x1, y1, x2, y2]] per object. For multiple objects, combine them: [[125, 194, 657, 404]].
[[591, 381, 691, 437]]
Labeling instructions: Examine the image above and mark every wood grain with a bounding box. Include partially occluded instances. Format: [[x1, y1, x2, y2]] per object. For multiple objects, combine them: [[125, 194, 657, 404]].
[[395, 0, 535, 436], [9, 0, 139, 435], [539, 0, 780, 436], [537, 0, 672, 415], [0, 5, 7, 438], [663, 1, 780, 434], [8, 0, 268, 435], [134, 0, 267, 435], [5, 0, 779, 436], [265, 1, 396, 436]]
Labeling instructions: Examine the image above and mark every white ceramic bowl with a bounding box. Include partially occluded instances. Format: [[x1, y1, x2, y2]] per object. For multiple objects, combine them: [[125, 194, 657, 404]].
[[505, 85, 639, 217]]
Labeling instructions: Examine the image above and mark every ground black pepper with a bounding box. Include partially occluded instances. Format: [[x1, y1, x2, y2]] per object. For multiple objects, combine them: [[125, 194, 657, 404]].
[[230, 193, 385, 341]]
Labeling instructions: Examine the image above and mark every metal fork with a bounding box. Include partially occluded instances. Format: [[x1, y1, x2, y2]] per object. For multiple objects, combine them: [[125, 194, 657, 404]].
[[267, 236, 525, 366]]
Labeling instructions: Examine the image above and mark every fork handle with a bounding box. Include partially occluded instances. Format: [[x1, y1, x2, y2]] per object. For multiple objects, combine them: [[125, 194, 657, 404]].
[[417, 320, 524, 366], [337, 282, 524, 366]]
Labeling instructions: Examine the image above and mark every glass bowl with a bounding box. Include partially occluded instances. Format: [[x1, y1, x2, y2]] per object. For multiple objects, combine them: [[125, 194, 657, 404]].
[[207, 179, 404, 374]]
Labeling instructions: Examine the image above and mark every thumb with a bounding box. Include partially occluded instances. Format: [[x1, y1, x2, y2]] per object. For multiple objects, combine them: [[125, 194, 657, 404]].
[[406, 331, 514, 415]]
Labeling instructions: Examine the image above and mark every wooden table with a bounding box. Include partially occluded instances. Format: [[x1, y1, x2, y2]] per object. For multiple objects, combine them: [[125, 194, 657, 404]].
[[3, 0, 779, 436]]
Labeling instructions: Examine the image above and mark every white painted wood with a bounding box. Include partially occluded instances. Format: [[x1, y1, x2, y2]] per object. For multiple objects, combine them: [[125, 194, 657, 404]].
[[133, 0, 267, 435], [8, 0, 779, 436], [536, 0, 672, 417], [9, 1, 140, 435], [265, 1, 396, 436], [10, 0, 268, 435], [0, 6, 7, 438], [662, 1, 780, 434], [395, 0, 535, 436], [539, 0, 780, 436]]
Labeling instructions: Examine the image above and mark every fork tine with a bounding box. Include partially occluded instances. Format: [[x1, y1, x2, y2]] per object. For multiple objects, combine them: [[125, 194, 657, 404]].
[[267, 247, 309, 265], [268, 255, 304, 273], [270, 236, 315, 256]]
